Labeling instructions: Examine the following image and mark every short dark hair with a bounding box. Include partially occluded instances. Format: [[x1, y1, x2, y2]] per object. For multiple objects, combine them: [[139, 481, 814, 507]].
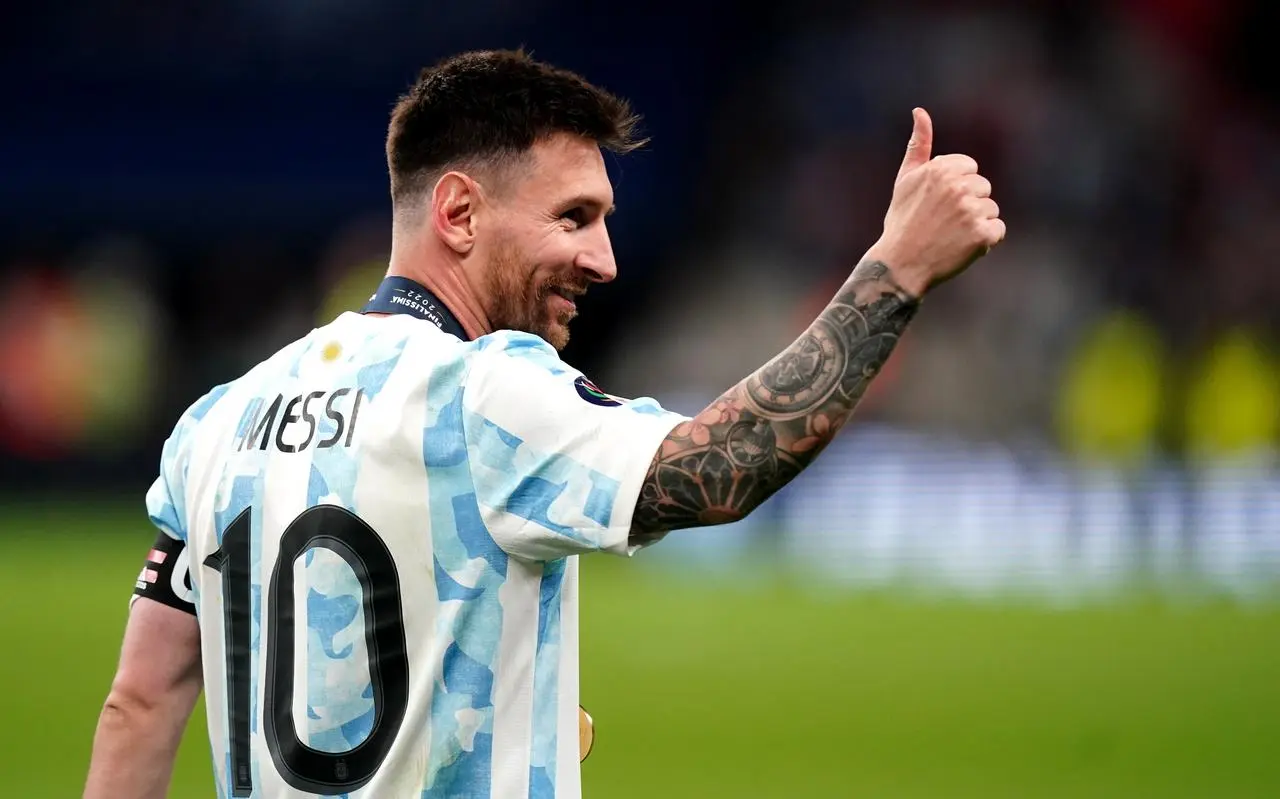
[[386, 49, 645, 209]]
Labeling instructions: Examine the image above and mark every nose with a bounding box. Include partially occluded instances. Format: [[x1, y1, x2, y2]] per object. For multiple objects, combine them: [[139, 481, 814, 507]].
[[575, 225, 617, 284]]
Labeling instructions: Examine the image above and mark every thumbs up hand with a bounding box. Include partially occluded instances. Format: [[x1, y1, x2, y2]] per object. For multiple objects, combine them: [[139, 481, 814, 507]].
[[869, 108, 1006, 297], [897, 106, 936, 179]]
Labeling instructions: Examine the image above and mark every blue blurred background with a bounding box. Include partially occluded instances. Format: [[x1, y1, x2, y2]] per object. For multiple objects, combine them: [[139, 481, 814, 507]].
[[2, 2, 1279, 795], [3, 0, 1277, 598]]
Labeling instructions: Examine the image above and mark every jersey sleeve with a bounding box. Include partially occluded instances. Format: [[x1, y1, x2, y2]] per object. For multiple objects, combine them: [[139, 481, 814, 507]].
[[132, 423, 197, 613], [146, 429, 189, 543], [132, 385, 227, 612], [460, 332, 690, 561]]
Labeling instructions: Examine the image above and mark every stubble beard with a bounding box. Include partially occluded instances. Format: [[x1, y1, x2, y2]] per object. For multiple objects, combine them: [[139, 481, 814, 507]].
[[483, 240, 584, 351]]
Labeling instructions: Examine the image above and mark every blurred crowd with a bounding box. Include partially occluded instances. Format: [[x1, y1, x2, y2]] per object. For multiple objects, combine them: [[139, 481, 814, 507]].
[[1, 2, 1276, 592], [605, 2, 1279, 462]]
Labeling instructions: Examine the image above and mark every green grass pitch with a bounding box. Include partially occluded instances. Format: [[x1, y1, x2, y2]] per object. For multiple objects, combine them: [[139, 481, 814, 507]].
[[2, 502, 1278, 797]]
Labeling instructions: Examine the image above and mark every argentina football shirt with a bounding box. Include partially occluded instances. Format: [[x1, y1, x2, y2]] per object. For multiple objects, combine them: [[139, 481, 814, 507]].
[[133, 278, 688, 798]]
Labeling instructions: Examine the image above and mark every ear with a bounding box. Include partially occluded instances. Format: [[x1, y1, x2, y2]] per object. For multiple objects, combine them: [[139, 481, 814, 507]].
[[430, 172, 480, 255]]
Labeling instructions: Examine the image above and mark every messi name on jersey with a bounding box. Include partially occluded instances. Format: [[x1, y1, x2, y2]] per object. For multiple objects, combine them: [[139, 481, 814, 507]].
[[234, 387, 365, 453]]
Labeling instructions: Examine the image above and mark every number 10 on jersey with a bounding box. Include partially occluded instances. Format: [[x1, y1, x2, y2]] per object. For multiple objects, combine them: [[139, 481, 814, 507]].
[[205, 505, 410, 795]]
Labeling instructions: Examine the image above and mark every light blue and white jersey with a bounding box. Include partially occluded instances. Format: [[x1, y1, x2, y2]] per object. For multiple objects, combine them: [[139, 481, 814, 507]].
[[142, 311, 687, 798]]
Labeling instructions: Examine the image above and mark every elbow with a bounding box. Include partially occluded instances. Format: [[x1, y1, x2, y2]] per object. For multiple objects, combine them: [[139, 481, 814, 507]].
[[96, 692, 144, 739], [102, 674, 169, 722], [97, 681, 187, 741], [702, 505, 752, 526], [101, 687, 153, 725]]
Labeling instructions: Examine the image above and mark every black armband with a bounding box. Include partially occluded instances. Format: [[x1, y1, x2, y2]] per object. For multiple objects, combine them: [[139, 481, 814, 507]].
[[131, 530, 196, 615]]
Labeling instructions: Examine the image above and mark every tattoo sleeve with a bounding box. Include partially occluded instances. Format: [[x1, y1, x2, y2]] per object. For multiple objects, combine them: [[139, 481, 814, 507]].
[[631, 259, 920, 544]]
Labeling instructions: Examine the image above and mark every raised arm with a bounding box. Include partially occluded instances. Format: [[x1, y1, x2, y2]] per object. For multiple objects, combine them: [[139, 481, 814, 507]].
[[632, 108, 1005, 542]]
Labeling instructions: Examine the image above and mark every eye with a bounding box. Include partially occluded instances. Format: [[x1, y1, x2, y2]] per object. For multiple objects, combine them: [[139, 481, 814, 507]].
[[559, 207, 589, 228]]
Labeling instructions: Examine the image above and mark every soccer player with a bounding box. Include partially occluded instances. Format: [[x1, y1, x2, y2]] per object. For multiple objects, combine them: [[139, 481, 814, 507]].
[[84, 49, 1003, 799]]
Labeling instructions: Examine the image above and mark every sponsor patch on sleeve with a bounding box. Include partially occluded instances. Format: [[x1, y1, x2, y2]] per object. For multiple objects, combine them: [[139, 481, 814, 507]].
[[573, 375, 624, 407]]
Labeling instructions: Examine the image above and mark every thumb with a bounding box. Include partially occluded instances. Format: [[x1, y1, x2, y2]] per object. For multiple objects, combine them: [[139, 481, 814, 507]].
[[897, 107, 933, 178]]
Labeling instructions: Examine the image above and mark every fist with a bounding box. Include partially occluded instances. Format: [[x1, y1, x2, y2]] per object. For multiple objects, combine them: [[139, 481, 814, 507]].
[[872, 108, 1005, 296]]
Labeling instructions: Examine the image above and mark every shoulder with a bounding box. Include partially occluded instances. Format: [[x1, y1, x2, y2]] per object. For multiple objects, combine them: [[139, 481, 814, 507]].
[[161, 334, 312, 459], [461, 331, 586, 412], [465, 330, 681, 419], [163, 381, 233, 456], [342, 313, 493, 373], [469, 329, 575, 376]]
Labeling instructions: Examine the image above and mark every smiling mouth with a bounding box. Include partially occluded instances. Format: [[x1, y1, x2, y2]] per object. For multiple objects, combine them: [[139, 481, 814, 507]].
[[547, 286, 585, 312]]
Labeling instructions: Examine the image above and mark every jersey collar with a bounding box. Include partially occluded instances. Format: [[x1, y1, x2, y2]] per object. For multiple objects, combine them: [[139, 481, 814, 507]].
[[361, 276, 470, 340]]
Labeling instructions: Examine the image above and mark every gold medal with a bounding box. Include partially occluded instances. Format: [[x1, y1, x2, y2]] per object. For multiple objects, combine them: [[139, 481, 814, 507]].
[[578, 705, 595, 762]]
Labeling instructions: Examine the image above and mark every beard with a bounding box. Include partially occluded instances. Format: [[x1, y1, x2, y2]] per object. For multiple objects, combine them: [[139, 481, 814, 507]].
[[482, 238, 588, 351]]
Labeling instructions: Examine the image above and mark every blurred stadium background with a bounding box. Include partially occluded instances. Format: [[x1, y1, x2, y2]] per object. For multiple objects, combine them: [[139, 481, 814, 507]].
[[2, 1, 1279, 796]]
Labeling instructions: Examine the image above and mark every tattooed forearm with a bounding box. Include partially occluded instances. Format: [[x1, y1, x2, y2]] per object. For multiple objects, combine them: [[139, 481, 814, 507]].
[[631, 259, 920, 543]]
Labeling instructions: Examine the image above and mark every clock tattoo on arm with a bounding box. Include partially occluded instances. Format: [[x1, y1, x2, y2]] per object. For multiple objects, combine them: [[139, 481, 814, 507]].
[[631, 260, 920, 541]]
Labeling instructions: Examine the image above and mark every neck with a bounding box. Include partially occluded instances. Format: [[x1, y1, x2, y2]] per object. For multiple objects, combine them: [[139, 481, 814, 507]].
[[385, 242, 492, 340]]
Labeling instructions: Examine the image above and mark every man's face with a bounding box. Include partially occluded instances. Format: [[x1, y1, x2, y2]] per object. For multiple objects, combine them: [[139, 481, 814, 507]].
[[477, 133, 618, 350]]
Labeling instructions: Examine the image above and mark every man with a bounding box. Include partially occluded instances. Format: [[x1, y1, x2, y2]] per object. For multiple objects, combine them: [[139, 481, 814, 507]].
[[85, 49, 1003, 799]]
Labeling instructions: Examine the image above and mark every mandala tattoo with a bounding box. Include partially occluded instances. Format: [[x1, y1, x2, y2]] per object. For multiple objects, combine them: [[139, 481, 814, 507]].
[[631, 260, 919, 544]]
